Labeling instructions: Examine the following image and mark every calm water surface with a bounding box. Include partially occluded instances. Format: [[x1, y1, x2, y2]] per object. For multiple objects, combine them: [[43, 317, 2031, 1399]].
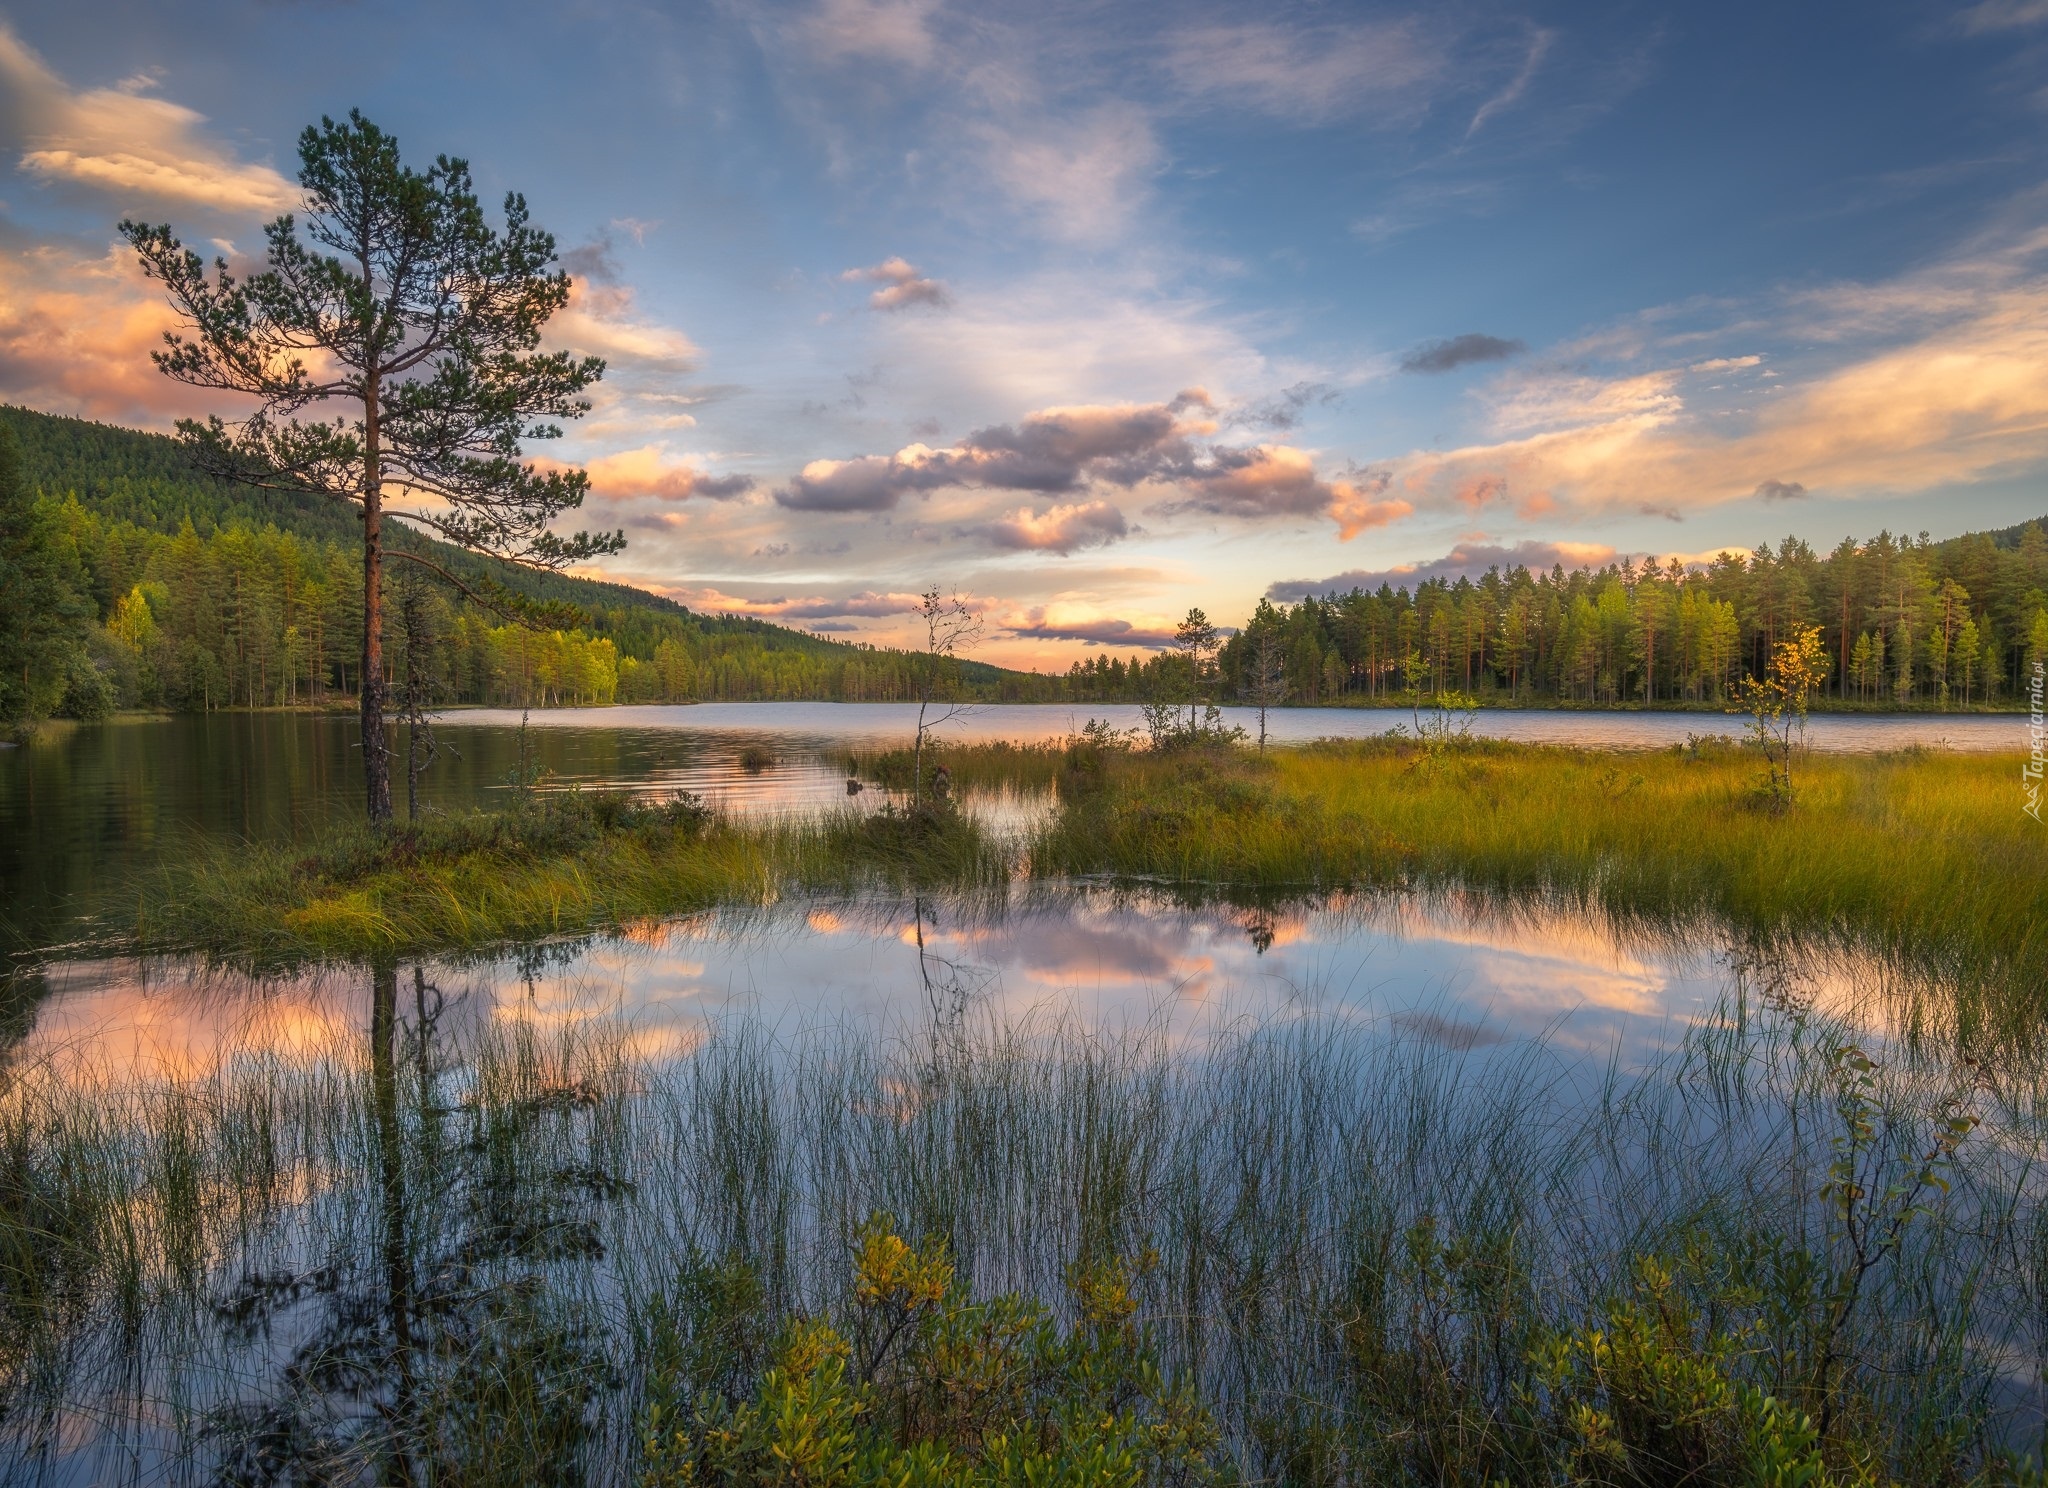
[[21, 890, 1836, 1084], [0, 709, 2022, 1484]]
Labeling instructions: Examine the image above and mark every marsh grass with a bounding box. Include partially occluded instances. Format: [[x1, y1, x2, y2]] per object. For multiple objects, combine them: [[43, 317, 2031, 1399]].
[[129, 788, 1012, 964], [4, 977, 2046, 1484], [848, 741, 1068, 795], [114, 738, 2044, 1007], [1034, 738, 2048, 1039]]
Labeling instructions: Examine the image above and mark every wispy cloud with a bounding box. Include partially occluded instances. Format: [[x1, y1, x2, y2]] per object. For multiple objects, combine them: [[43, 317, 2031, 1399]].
[[1957, 0, 2048, 33], [794, 0, 943, 66], [1390, 239, 2048, 518], [1466, 25, 1554, 137], [660, 587, 930, 620], [1163, 18, 1447, 126], [0, 22, 293, 212], [980, 103, 1161, 246]]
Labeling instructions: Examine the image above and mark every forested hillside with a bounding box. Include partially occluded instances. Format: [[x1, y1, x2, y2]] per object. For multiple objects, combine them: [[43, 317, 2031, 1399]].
[[1, 406, 1057, 714]]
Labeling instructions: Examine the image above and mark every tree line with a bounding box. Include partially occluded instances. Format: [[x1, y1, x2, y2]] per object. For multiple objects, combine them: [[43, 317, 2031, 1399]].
[[3, 487, 1064, 720], [1054, 525, 2048, 711]]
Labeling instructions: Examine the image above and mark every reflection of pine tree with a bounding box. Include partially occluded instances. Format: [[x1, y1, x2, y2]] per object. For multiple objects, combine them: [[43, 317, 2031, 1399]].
[[206, 964, 623, 1484]]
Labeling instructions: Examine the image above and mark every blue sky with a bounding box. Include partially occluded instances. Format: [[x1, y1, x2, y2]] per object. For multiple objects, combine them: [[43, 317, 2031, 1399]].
[[4, 0, 2047, 665]]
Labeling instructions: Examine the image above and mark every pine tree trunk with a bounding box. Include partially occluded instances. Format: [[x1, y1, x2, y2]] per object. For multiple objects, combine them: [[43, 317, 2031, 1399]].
[[361, 375, 393, 823]]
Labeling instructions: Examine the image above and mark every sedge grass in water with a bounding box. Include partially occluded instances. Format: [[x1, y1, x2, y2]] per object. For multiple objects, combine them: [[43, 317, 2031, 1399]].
[[127, 787, 1013, 964], [1035, 736, 2048, 1038], [114, 739, 2044, 989], [4, 962, 2046, 1486]]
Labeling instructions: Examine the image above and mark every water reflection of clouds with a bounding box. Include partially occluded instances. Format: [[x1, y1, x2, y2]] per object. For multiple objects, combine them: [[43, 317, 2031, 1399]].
[[483, 891, 1733, 1065], [16, 889, 1888, 1086]]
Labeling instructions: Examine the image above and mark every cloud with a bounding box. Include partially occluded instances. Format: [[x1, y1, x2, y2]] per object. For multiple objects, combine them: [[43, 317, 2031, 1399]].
[[1401, 333, 1527, 374], [664, 587, 928, 620], [1466, 26, 1553, 137], [776, 393, 1206, 511], [980, 499, 1129, 554], [1154, 443, 1336, 517], [1392, 248, 2048, 517], [1163, 19, 1447, 126], [1455, 474, 1509, 510], [0, 23, 294, 213], [999, 605, 1178, 648], [1689, 355, 1763, 373], [0, 231, 218, 424], [1267, 540, 1621, 599], [796, 0, 941, 65], [566, 445, 754, 502], [1154, 445, 1414, 536], [546, 275, 700, 370], [775, 389, 1406, 539], [981, 103, 1160, 245], [1233, 380, 1339, 431], [843, 256, 949, 311], [1958, 0, 2048, 32]]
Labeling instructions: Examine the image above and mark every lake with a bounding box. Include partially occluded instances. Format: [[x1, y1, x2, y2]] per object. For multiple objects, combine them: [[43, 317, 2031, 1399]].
[[1, 705, 2038, 1482]]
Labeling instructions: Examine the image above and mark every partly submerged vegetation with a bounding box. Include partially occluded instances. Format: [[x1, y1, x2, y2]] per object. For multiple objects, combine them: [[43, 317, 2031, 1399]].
[[122, 736, 2047, 1033], [3, 987, 2043, 1484], [131, 784, 1009, 963], [1036, 734, 2046, 1033]]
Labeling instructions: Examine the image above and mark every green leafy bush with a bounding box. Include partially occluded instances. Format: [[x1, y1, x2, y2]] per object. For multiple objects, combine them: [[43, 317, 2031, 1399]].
[[639, 1219, 1224, 1487]]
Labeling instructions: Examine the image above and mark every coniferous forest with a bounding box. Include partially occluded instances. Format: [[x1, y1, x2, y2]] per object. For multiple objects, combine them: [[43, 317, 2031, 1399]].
[[4, 401, 2044, 725]]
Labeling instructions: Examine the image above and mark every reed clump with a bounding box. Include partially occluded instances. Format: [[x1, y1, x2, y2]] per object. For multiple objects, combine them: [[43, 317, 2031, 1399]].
[[848, 740, 1068, 793], [118, 736, 2046, 1015]]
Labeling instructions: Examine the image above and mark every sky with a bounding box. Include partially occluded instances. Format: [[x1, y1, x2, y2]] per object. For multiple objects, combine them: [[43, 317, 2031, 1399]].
[[3, 0, 2048, 668]]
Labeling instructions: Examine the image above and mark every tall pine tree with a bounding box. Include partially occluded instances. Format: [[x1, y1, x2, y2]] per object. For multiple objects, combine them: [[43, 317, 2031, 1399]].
[[123, 112, 620, 820]]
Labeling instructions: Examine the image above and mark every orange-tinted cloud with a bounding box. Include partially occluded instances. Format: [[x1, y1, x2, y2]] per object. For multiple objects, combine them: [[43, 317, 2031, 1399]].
[[843, 256, 949, 311], [545, 276, 700, 371], [0, 237, 227, 425], [981, 499, 1128, 553], [1399, 267, 2048, 515], [557, 445, 754, 502]]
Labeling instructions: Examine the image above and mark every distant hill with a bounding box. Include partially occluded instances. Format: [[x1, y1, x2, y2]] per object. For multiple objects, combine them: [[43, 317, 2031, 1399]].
[[0, 404, 1033, 690]]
